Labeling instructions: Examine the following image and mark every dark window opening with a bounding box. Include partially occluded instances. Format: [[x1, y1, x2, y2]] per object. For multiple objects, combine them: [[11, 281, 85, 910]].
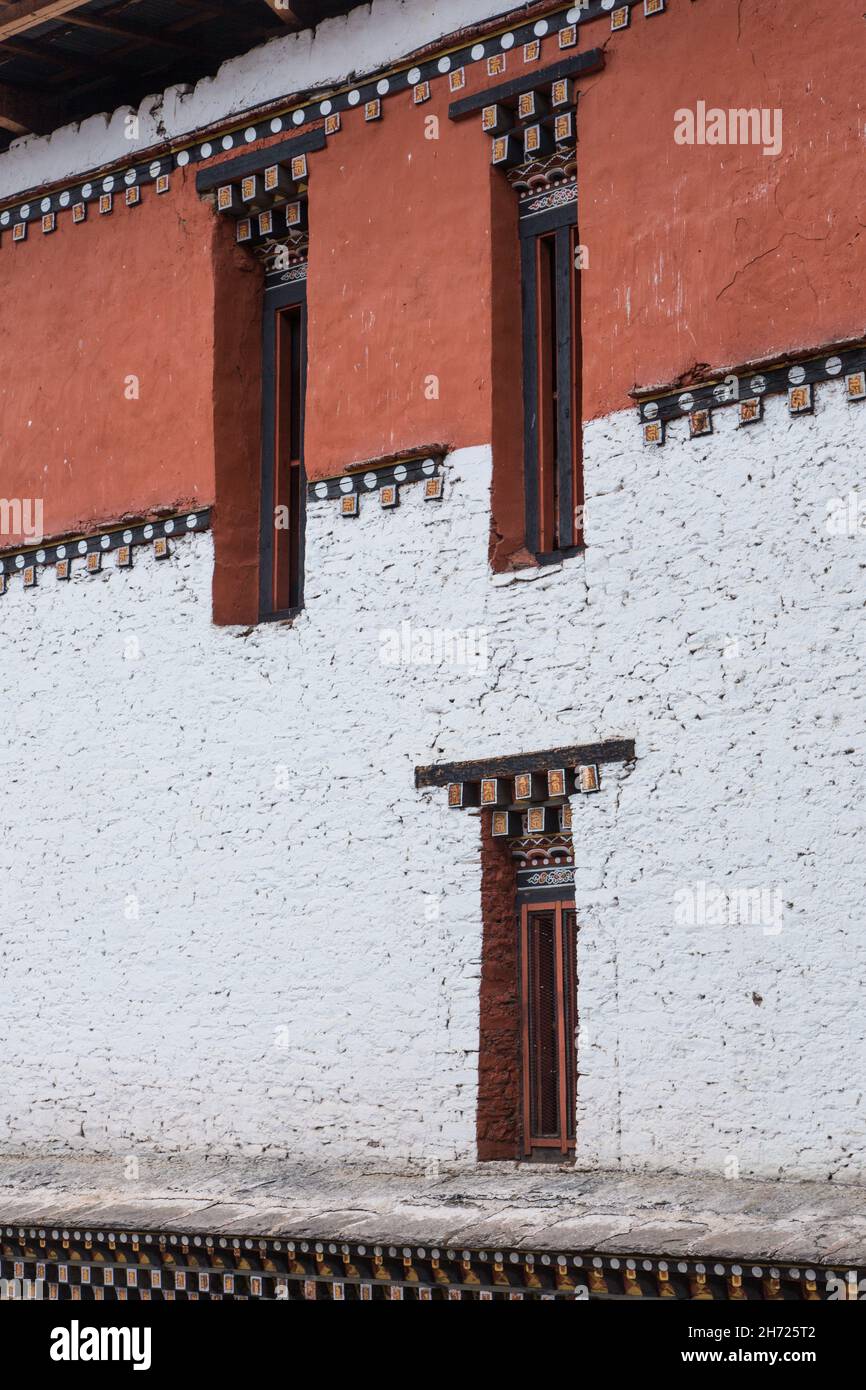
[[521, 216, 583, 560], [520, 901, 577, 1156], [260, 282, 307, 620]]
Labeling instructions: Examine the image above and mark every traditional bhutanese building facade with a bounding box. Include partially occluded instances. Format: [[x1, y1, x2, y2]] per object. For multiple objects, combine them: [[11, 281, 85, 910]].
[[0, 0, 864, 1301]]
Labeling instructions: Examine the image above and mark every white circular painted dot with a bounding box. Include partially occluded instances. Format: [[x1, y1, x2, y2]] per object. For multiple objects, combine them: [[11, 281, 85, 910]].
[[377, 78, 390, 94], [270, 117, 284, 133], [186, 514, 198, 529], [36, 550, 45, 564], [643, 401, 659, 419], [534, 19, 549, 35], [123, 530, 133, 544], [143, 524, 153, 540], [407, 68, 421, 84], [20, 204, 29, 218], [826, 356, 842, 375], [82, 183, 93, 197], [56, 546, 66, 560], [100, 535, 111, 549], [437, 57, 451, 73], [394, 464, 407, 482], [150, 161, 161, 177], [0, 212, 9, 227], [124, 169, 136, 185], [568, 5, 584, 18], [318, 100, 332, 116], [315, 482, 329, 499], [176, 152, 190, 167], [602, 0, 616, 9], [364, 473, 377, 489], [788, 365, 806, 384], [15, 555, 24, 569], [245, 127, 258, 142], [422, 459, 436, 474], [59, 191, 70, 208], [40, 198, 51, 212], [339, 477, 353, 493], [678, 392, 695, 412], [164, 519, 175, 534], [292, 110, 305, 126], [501, 32, 515, 50], [713, 383, 732, 403], [77, 541, 88, 555], [348, 89, 361, 106], [221, 135, 234, 150], [751, 375, 767, 393], [0, 561, 4, 575], [751, 1266, 762, 1278], [102, 177, 114, 192], [471, 43, 485, 60]]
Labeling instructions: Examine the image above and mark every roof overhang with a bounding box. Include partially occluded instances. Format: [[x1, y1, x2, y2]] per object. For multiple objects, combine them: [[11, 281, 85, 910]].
[[0, 0, 369, 149]]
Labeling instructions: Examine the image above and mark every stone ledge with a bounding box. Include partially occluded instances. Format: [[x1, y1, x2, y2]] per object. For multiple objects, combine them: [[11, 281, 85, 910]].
[[0, 1155, 864, 1266]]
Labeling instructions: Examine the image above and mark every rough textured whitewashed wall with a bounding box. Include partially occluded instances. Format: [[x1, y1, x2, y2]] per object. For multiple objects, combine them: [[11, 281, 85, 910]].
[[1, 381, 865, 1179]]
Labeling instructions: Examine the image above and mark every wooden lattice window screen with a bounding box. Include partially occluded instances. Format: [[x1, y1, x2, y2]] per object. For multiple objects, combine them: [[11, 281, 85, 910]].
[[520, 901, 577, 1155]]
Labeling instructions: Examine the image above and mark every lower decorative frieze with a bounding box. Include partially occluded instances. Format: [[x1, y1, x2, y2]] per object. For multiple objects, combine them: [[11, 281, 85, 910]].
[[0, 1225, 844, 1301], [635, 340, 866, 444], [309, 454, 444, 514], [0, 509, 210, 595]]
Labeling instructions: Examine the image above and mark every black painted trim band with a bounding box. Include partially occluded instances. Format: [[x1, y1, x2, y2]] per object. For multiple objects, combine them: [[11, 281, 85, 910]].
[[447, 48, 605, 120], [635, 342, 866, 426], [415, 739, 636, 789], [195, 128, 327, 193], [0, 509, 211, 579], [308, 455, 442, 501]]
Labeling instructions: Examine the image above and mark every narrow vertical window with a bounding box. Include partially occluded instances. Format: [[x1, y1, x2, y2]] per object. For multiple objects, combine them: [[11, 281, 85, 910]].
[[519, 901, 577, 1155], [521, 211, 582, 559], [260, 281, 307, 619]]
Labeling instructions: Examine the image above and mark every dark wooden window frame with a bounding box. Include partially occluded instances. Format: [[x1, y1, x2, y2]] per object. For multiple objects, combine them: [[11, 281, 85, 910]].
[[259, 279, 307, 621], [519, 897, 577, 1157], [520, 204, 583, 562]]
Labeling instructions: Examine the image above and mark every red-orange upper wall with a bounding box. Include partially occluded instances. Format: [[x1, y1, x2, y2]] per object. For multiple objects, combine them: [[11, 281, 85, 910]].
[[577, 0, 866, 417], [305, 81, 494, 475], [0, 174, 216, 543], [0, 0, 863, 542]]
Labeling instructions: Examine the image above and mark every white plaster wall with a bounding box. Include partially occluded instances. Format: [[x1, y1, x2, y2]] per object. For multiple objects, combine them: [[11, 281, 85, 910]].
[[0, 0, 525, 201], [1, 381, 865, 1180]]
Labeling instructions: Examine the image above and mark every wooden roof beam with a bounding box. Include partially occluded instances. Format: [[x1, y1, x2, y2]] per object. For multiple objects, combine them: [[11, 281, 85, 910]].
[[0, 1, 93, 43], [260, 0, 303, 24]]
